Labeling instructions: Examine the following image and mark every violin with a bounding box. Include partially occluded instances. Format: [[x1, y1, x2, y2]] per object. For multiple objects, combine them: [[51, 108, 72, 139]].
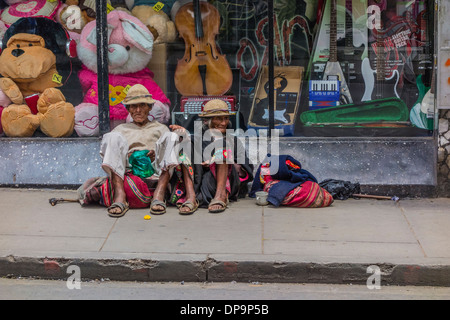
[[174, 0, 233, 96]]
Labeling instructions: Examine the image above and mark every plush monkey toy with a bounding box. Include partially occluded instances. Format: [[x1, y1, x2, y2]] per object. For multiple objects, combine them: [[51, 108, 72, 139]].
[[0, 17, 81, 137]]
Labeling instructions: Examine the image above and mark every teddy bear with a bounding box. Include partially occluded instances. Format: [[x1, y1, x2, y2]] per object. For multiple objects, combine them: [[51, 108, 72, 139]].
[[74, 9, 171, 136], [0, 17, 81, 137], [125, 0, 177, 44]]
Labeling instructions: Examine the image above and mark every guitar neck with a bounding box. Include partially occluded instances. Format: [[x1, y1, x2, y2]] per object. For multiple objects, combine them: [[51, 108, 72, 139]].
[[329, 0, 338, 62], [375, 31, 385, 81], [194, 0, 204, 39], [430, 67, 436, 94], [345, 0, 353, 49]]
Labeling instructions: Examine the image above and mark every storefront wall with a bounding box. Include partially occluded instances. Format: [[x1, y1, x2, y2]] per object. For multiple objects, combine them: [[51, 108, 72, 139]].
[[0, 0, 446, 196]]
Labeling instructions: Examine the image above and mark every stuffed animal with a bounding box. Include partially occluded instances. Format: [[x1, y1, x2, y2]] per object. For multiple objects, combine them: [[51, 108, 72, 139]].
[[59, 0, 113, 35], [75, 9, 171, 136], [126, 0, 177, 44], [0, 17, 80, 137], [0, 19, 6, 40], [0, 0, 62, 27]]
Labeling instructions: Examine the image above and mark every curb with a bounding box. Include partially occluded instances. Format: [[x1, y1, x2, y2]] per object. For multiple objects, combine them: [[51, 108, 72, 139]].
[[1, 256, 450, 287]]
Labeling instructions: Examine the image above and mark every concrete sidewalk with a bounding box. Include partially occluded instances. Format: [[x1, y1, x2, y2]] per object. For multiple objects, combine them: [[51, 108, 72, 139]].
[[0, 188, 449, 287]]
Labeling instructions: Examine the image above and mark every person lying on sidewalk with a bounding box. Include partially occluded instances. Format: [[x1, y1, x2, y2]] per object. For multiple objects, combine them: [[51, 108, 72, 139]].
[[99, 84, 196, 217], [193, 99, 254, 213]]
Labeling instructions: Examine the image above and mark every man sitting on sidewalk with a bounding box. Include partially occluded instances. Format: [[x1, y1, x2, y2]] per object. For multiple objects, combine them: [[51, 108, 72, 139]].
[[99, 84, 196, 217]]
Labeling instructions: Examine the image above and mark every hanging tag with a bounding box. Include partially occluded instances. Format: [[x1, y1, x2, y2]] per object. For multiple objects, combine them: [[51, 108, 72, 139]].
[[52, 73, 63, 85], [106, 3, 114, 14], [123, 85, 131, 95], [153, 2, 165, 12]]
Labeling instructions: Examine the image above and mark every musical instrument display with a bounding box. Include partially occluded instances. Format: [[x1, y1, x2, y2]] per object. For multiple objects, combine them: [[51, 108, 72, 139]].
[[174, 0, 233, 96], [309, 80, 340, 110]]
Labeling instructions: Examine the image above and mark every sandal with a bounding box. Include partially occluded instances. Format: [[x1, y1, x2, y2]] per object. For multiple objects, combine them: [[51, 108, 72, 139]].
[[150, 199, 167, 215], [178, 200, 199, 216], [107, 202, 129, 218], [208, 198, 228, 214]]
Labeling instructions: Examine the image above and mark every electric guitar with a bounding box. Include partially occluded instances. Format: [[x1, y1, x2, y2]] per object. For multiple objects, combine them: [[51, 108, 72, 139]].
[[419, 67, 435, 129], [261, 76, 291, 125], [323, 0, 353, 105], [361, 27, 400, 101], [336, 0, 365, 102]]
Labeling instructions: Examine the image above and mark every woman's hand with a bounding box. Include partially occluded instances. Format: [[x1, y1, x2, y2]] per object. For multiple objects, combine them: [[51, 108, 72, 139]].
[[147, 150, 155, 162], [169, 124, 187, 135]]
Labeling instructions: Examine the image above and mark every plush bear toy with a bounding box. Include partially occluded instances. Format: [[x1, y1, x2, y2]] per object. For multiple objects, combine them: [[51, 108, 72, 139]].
[[0, 17, 80, 137], [75, 9, 171, 136], [125, 0, 177, 44]]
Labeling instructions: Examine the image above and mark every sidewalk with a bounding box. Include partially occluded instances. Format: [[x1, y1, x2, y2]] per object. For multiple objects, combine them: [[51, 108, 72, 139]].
[[0, 188, 449, 287]]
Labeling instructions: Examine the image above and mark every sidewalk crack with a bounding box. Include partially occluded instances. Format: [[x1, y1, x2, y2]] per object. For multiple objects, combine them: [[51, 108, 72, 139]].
[[398, 203, 428, 258], [261, 206, 265, 255]]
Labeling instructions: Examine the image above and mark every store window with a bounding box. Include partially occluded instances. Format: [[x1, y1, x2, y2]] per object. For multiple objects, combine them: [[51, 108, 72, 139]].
[[167, 0, 436, 138], [0, 0, 436, 139]]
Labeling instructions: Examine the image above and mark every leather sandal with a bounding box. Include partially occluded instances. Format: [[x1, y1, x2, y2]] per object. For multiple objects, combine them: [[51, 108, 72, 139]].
[[179, 200, 199, 215], [208, 198, 228, 214], [150, 199, 166, 215], [107, 202, 129, 218]]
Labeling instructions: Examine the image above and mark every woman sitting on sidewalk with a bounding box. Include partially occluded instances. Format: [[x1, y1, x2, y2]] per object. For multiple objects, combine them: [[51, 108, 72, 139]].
[[193, 100, 254, 213]]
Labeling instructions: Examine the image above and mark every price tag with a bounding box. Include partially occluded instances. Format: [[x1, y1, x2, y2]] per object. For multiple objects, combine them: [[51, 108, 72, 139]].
[[123, 85, 131, 95], [153, 2, 165, 12], [52, 73, 62, 85]]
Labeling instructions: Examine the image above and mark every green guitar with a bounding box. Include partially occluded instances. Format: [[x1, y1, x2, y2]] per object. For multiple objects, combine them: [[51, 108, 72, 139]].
[[410, 74, 433, 130]]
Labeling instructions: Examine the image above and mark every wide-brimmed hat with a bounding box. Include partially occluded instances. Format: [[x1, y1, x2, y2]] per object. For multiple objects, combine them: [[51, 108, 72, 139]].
[[122, 84, 156, 106], [199, 99, 231, 118]]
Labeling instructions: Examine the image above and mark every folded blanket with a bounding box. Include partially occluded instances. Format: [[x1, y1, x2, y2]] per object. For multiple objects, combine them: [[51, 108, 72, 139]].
[[249, 155, 319, 207]]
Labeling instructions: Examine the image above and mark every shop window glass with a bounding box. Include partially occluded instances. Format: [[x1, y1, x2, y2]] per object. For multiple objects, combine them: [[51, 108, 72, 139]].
[[0, 1, 88, 138], [165, 0, 435, 138], [2, 0, 433, 139]]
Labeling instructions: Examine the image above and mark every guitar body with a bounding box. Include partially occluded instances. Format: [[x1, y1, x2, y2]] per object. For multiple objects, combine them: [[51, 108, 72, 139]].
[[175, 1, 233, 96], [262, 109, 290, 124], [361, 57, 400, 101], [421, 90, 434, 115], [413, 75, 430, 108], [323, 61, 352, 104]]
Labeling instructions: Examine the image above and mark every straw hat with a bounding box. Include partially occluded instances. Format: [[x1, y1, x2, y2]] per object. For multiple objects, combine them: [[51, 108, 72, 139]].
[[122, 84, 156, 106], [199, 99, 231, 118]]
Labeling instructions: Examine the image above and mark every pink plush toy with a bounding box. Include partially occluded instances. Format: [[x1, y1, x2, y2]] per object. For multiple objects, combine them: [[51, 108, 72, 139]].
[[75, 9, 171, 136], [0, 0, 62, 27]]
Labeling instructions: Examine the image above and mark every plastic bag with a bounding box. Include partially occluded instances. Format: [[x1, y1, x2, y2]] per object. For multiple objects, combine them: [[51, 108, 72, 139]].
[[319, 179, 361, 200], [129, 150, 155, 178]]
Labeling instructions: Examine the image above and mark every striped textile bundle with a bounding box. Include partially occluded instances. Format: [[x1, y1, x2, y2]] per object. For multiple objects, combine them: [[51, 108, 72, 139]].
[[264, 180, 334, 208], [99, 173, 153, 209]]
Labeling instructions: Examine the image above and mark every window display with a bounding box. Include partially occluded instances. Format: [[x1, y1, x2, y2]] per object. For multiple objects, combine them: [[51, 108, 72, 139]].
[[0, 0, 436, 138]]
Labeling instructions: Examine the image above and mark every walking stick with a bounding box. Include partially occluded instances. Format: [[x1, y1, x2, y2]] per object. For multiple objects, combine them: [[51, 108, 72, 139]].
[[49, 198, 79, 206], [352, 194, 400, 202]]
